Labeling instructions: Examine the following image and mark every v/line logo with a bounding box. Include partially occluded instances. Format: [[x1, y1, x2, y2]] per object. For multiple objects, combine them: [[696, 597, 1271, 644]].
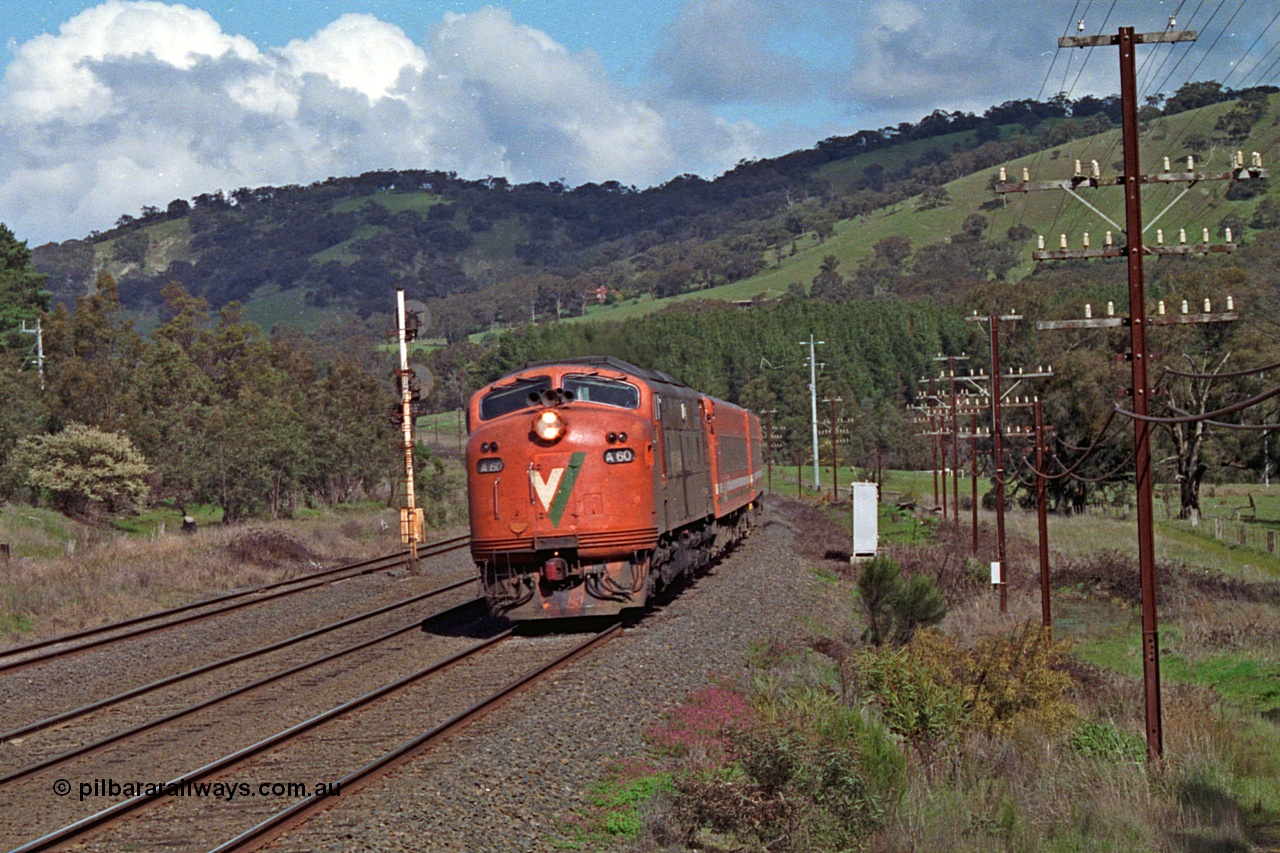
[[529, 452, 586, 526]]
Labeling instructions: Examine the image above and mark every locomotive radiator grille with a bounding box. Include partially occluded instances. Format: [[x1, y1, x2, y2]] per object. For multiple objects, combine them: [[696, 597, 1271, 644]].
[[471, 526, 658, 557]]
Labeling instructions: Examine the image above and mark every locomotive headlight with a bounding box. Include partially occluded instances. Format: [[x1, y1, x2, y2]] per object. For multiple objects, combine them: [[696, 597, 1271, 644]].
[[533, 409, 566, 442]]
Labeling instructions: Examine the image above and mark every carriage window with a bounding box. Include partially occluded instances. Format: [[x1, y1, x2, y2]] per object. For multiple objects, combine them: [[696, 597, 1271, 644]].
[[563, 375, 640, 409], [479, 376, 551, 420]]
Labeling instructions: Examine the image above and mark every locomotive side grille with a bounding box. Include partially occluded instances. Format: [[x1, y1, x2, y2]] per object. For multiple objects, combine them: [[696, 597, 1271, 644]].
[[578, 527, 660, 550], [472, 536, 536, 554]]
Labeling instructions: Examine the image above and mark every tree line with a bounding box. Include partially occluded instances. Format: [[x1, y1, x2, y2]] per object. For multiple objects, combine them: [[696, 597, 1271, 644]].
[[2, 224, 402, 522], [417, 220, 1280, 519]]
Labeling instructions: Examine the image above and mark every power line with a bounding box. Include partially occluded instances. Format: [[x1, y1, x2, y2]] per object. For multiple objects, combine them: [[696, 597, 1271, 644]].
[[1217, 7, 1280, 90]]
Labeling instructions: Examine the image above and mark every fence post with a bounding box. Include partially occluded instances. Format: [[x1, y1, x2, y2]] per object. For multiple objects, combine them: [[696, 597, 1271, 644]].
[[1215, 519, 1221, 540], [1268, 531, 1276, 554], [0, 543, 9, 565], [1240, 525, 1248, 547]]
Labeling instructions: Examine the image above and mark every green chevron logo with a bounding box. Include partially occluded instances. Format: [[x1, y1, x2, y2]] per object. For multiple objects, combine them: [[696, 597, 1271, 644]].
[[547, 452, 585, 527]]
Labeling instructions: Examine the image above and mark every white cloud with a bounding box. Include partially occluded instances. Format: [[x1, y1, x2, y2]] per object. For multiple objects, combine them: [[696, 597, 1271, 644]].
[[654, 0, 814, 102], [2, 1, 259, 124], [280, 14, 427, 102], [827, 3, 1033, 120], [0, 2, 768, 245], [872, 1, 924, 33], [425, 8, 674, 183]]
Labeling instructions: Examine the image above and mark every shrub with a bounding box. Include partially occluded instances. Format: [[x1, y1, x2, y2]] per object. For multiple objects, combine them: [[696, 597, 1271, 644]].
[[11, 423, 151, 518], [1069, 721, 1146, 763], [957, 623, 1080, 737], [668, 689, 904, 851], [857, 637, 971, 774], [857, 555, 947, 646], [858, 625, 1079, 771]]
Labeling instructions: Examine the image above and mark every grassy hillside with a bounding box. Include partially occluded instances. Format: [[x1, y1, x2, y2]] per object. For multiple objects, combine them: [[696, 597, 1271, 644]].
[[568, 94, 1280, 325], [37, 91, 1277, 336]]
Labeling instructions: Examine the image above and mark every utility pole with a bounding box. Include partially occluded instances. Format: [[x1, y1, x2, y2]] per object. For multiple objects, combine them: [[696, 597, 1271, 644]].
[[788, 445, 798, 499], [963, 313, 1024, 613], [1000, 23, 1265, 764], [935, 354, 970, 525], [948, 320, 1050, 612], [971, 412, 980, 554], [990, 317, 1008, 614], [940, 414, 990, 554], [20, 319, 44, 391], [1034, 398, 1052, 638], [915, 375, 983, 530], [930, 378, 940, 511], [801, 335, 825, 490], [824, 396, 843, 501]]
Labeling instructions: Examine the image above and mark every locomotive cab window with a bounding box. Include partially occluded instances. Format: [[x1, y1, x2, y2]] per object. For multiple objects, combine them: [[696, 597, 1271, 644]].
[[562, 375, 639, 409], [479, 376, 551, 421]]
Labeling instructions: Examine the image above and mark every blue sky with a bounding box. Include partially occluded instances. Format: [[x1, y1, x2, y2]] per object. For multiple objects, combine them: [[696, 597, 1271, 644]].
[[2, 1, 1276, 245]]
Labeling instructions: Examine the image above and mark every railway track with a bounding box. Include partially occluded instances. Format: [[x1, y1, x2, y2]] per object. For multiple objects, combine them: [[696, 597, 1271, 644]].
[[0, 535, 470, 676], [3, 620, 621, 853], [0, 593, 486, 784]]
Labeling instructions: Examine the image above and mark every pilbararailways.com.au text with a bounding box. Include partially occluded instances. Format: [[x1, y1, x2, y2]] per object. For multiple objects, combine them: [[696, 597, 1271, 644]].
[[53, 778, 341, 802]]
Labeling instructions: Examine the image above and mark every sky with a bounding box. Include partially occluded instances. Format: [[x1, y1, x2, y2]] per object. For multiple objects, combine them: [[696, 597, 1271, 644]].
[[1, 0, 1277, 245]]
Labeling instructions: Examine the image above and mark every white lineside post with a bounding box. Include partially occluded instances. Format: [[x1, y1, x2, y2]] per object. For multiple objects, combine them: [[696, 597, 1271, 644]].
[[396, 289, 423, 559]]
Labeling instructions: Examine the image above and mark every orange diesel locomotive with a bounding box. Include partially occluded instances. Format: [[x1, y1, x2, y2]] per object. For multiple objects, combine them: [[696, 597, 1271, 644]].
[[466, 357, 763, 619]]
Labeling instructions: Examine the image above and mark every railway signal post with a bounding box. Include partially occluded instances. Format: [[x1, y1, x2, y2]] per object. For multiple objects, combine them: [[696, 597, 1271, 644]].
[[395, 289, 425, 565]]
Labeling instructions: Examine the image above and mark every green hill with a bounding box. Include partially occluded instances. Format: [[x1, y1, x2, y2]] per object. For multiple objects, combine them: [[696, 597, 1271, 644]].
[[574, 93, 1280, 324], [28, 87, 1278, 338]]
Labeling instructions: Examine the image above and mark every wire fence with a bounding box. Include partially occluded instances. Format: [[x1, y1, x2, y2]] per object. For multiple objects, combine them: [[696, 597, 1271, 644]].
[[1166, 515, 1280, 554], [1030, 490, 1280, 555]]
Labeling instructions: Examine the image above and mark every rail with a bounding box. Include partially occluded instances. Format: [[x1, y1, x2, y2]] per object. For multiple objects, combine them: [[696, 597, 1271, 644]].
[[7, 614, 519, 853], [0, 536, 470, 675], [209, 621, 622, 853]]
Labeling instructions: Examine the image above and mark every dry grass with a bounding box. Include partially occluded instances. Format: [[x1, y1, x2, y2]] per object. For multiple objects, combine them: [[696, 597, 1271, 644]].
[[792, 498, 1277, 851], [582, 495, 1280, 851], [0, 506, 434, 647]]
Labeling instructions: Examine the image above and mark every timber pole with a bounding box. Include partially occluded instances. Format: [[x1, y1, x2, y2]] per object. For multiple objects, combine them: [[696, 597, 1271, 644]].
[[990, 315, 1008, 614], [950, 358, 960, 524], [971, 412, 979, 554], [1119, 26, 1162, 762], [1035, 398, 1051, 638]]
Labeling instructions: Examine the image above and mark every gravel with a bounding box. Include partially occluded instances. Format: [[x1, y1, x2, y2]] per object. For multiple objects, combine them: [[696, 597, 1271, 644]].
[[0, 497, 833, 852], [267, 495, 828, 853]]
